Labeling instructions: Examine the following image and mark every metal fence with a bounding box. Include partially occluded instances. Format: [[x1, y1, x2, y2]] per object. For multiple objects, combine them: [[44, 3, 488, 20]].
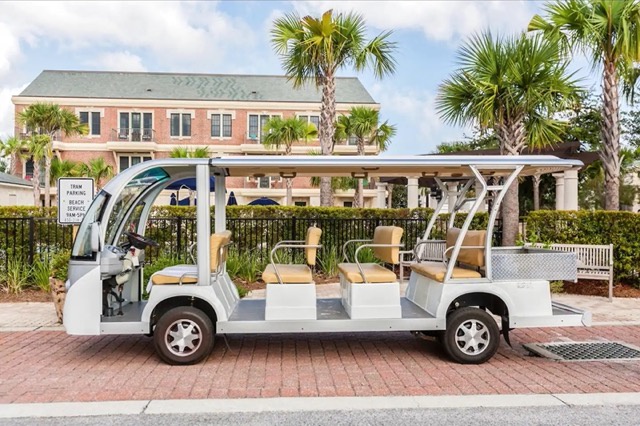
[[0, 216, 502, 269]]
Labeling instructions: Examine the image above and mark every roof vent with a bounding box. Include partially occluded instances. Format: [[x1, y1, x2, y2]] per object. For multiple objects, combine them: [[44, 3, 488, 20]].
[[146, 88, 152, 92]]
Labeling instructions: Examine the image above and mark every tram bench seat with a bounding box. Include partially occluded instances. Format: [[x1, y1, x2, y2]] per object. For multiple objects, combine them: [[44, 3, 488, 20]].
[[150, 230, 232, 286], [338, 226, 404, 319], [410, 262, 481, 283], [262, 264, 313, 284], [337, 263, 397, 283], [263, 226, 322, 321]]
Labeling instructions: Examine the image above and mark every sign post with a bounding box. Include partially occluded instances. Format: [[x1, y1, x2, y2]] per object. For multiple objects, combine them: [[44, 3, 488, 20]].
[[57, 178, 95, 225]]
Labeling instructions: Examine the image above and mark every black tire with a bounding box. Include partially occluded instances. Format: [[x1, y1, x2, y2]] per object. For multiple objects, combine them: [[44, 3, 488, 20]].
[[442, 307, 500, 364], [154, 306, 215, 365]]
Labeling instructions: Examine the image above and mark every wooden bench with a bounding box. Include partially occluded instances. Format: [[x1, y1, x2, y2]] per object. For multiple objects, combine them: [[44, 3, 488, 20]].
[[527, 243, 614, 301]]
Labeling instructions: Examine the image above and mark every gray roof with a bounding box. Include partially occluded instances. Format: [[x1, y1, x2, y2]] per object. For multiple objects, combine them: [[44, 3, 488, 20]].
[[0, 172, 32, 187], [19, 70, 377, 104]]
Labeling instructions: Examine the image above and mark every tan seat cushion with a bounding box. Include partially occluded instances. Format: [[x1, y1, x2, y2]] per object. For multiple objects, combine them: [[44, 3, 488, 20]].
[[338, 263, 397, 283], [211, 230, 232, 271], [262, 264, 313, 284], [305, 227, 322, 266], [446, 227, 487, 267], [372, 226, 404, 264], [410, 262, 481, 282], [151, 274, 199, 285]]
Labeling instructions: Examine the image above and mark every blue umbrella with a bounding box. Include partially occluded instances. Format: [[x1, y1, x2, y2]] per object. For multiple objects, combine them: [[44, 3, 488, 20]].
[[227, 191, 238, 206], [165, 176, 215, 191], [248, 197, 279, 206]]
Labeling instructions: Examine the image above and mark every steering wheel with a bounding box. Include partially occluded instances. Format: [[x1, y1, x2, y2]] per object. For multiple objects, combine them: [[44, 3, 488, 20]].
[[124, 231, 159, 250]]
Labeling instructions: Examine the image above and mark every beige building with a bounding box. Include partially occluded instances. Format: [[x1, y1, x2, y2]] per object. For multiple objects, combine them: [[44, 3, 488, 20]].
[[0, 172, 35, 206], [12, 70, 382, 207]]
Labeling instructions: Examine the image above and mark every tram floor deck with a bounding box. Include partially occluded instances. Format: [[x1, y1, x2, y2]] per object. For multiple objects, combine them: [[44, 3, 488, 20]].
[[227, 297, 433, 322]]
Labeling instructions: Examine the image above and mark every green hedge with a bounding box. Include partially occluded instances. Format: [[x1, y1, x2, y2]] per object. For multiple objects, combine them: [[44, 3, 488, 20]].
[[0, 206, 57, 218], [525, 210, 640, 284]]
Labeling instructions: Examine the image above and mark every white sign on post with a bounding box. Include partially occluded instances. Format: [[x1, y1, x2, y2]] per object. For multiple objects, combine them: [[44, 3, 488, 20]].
[[57, 178, 95, 224]]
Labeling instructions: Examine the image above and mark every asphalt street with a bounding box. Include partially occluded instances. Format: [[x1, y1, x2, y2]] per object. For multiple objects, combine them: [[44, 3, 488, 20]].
[[2, 406, 640, 426]]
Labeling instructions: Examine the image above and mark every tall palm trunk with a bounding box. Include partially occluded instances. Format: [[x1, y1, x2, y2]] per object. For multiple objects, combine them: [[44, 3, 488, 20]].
[[32, 161, 41, 207], [532, 174, 541, 210], [601, 59, 621, 211], [44, 147, 52, 207], [286, 178, 293, 206], [353, 138, 366, 208], [9, 154, 17, 176], [319, 73, 337, 207], [497, 117, 526, 246]]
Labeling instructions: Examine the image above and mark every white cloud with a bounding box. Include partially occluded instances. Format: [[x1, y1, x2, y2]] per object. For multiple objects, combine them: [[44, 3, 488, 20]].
[[87, 51, 147, 72], [0, 84, 28, 140], [0, 1, 257, 75], [293, 1, 536, 41], [0, 23, 21, 79], [370, 82, 468, 154]]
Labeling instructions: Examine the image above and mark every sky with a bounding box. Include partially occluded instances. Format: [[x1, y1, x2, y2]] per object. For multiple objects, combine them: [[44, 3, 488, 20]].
[[0, 0, 598, 154]]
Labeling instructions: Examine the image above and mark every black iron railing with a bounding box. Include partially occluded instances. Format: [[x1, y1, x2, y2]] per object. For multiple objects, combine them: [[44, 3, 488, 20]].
[[0, 216, 502, 269]]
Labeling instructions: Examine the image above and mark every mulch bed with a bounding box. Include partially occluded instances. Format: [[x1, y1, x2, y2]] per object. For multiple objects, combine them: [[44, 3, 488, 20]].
[[0, 288, 53, 303], [562, 279, 640, 298]]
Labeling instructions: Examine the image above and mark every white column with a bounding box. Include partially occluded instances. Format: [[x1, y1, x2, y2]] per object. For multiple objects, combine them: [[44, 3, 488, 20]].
[[214, 172, 226, 232], [475, 180, 486, 212], [447, 183, 458, 213], [553, 173, 565, 210], [407, 177, 419, 209], [376, 182, 387, 208], [564, 169, 579, 211]]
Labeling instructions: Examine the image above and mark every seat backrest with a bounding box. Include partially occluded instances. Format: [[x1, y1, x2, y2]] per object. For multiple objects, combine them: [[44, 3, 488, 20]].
[[210, 230, 232, 272], [372, 226, 403, 265], [446, 227, 486, 267], [304, 227, 322, 266]]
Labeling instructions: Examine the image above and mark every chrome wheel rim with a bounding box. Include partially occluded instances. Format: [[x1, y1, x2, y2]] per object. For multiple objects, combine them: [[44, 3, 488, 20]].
[[455, 319, 490, 356], [165, 319, 202, 357]]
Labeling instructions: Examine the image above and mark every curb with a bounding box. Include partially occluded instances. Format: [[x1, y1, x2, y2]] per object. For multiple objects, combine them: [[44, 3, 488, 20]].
[[1, 393, 640, 418]]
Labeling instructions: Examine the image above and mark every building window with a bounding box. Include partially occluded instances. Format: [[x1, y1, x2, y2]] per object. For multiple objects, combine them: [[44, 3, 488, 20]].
[[294, 201, 307, 207], [119, 112, 152, 141], [247, 114, 278, 142], [343, 201, 353, 208], [118, 155, 152, 172], [258, 176, 271, 189], [79, 111, 101, 136], [170, 113, 191, 137], [211, 114, 232, 138], [347, 135, 357, 145], [297, 114, 320, 130]]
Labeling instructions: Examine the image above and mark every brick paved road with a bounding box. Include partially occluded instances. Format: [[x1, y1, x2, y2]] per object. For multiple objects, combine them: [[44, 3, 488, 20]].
[[1, 326, 639, 404]]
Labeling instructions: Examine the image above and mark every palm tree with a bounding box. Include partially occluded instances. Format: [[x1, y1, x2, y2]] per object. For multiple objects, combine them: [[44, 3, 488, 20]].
[[51, 157, 81, 185], [26, 135, 48, 206], [169, 146, 210, 158], [271, 9, 397, 206], [80, 157, 114, 190], [18, 103, 88, 207], [437, 32, 581, 245], [335, 107, 396, 207], [0, 136, 26, 175], [529, 0, 640, 210], [263, 116, 318, 205]]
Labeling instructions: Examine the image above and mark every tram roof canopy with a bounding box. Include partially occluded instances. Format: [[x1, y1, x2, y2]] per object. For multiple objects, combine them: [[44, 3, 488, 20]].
[[209, 155, 582, 179]]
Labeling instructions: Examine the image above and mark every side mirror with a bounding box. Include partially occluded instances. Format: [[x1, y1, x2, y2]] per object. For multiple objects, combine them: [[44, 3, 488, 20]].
[[90, 222, 101, 253]]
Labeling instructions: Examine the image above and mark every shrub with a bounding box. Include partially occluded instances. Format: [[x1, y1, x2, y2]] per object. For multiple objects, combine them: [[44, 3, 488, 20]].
[[526, 210, 640, 285], [318, 245, 340, 277], [1, 257, 31, 294], [32, 256, 52, 292], [51, 250, 71, 282]]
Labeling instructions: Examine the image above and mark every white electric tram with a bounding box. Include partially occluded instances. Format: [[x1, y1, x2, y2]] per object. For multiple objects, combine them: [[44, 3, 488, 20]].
[[64, 155, 590, 365]]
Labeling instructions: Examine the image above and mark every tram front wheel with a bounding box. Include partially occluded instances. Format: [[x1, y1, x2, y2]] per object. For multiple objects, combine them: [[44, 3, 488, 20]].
[[154, 306, 215, 365]]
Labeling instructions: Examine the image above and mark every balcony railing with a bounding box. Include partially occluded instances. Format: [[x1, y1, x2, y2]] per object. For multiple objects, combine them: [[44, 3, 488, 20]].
[[111, 128, 155, 142], [19, 131, 62, 141], [245, 132, 265, 143]]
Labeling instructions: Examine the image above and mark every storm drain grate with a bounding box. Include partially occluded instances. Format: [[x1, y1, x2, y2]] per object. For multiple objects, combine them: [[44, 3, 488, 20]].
[[524, 341, 640, 361]]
